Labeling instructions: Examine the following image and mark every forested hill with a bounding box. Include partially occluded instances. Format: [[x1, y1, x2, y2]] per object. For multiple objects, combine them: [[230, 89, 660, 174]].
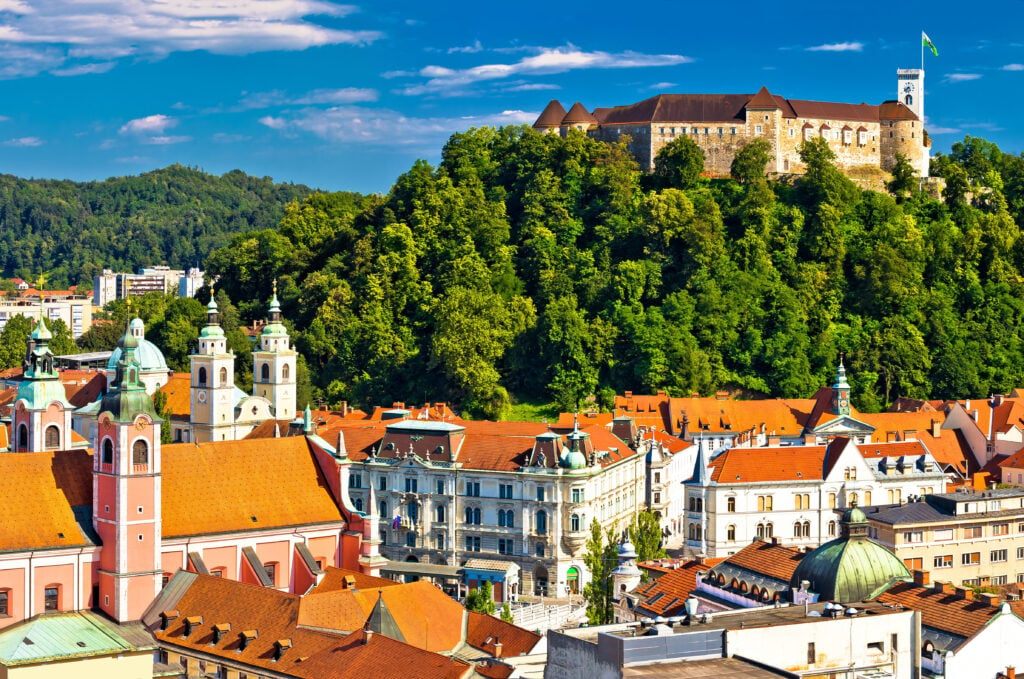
[[0, 164, 313, 289], [204, 129, 1024, 419]]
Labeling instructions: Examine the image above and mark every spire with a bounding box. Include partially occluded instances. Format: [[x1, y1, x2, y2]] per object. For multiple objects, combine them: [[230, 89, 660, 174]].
[[833, 355, 850, 390], [689, 442, 710, 486], [100, 321, 158, 422], [366, 591, 405, 642], [268, 279, 281, 321], [832, 354, 852, 416]]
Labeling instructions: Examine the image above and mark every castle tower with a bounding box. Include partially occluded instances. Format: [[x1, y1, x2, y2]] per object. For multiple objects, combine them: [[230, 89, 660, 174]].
[[831, 357, 852, 417], [897, 69, 924, 123], [12, 316, 73, 452], [92, 323, 162, 622], [252, 282, 296, 421], [190, 292, 236, 442]]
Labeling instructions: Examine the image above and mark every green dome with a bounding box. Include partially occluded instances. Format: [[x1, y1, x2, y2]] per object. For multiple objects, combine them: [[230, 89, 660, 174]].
[[790, 506, 910, 603], [106, 319, 168, 373]]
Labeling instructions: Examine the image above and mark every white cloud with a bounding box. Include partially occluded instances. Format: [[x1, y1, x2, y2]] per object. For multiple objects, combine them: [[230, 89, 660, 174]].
[[447, 40, 483, 54], [259, 104, 538, 147], [120, 114, 176, 135], [3, 136, 42, 146], [211, 132, 250, 143], [0, 116, 10, 123], [806, 42, 863, 52], [944, 73, 982, 83], [236, 87, 378, 110], [501, 82, 560, 92], [927, 126, 961, 135], [0, 0, 382, 78], [647, 81, 678, 90], [50, 61, 116, 76], [1002, 63, 1024, 71], [397, 46, 692, 96], [146, 135, 191, 145]]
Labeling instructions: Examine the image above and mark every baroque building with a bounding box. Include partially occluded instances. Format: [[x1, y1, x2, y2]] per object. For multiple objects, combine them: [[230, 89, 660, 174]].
[[534, 69, 930, 178]]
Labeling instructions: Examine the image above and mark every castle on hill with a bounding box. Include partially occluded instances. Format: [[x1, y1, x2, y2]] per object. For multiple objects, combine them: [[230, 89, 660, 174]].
[[534, 69, 930, 179]]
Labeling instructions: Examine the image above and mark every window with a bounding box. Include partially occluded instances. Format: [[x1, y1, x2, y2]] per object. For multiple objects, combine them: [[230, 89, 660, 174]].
[[44, 586, 59, 611], [499, 484, 513, 499], [536, 486, 545, 502], [349, 473, 362, 489], [405, 533, 415, 547], [794, 494, 810, 510], [934, 528, 953, 541], [844, 467, 857, 481], [498, 509, 515, 528], [16, 423, 26, 450], [260, 363, 270, 381], [464, 507, 481, 525], [407, 502, 419, 523], [434, 535, 444, 550], [436, 479, 444, 495], [804, 126, 814, 141], [536, 511, 547, 535], [465, 536, 481, 552], [102, 438, 113, 465], [757, 495, 773, 512], [44, 425, 60, 449], [571, 488, 584, 503], [654, 472, 661, 484], [756, 522, 773, 539], [994, 523, 1010, 536], [828, 521, 837, 537], [0, 590, 8, 616], [282, 364, 290, 380], [653, 492, 661, 504], [888, 489, 900, 504], [727, 525, 736, 541], [934, 554, 953, 568], [264, 563, 276, 585], [219, 367, 228, 386], [727, 497, 736, 512], [354, 497, 363, 512], [993, 575, 1008, 585], [198, 367, 207, 386], [962, 552, 981, 566], [536, 543, 545, 557], [964, 526, 983, 539], [435, 505, 445, 523], [843, 129, 852, 144], [755, 124, 763, 134], [794, 521, 811, 538], [379, 500, 388, 517], [808, 642, 816, 665], [903, 531, 924, 543], [903, 557, 922, 570], [867, 641, 885, 654], [828, 493, 837, 509], [858, 130, 868, 146], [404, 477, 418, 493], [211, 568, 225, 578], [466, 481, 480, 497], [498, 538, 513, 555], [992, 549, 1008, 563], [571, 514, 581, 531], [864, 491, 872, 506]]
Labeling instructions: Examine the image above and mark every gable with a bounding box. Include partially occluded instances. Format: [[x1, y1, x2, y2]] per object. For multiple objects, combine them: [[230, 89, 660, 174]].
[[813, 415, 875, 435]]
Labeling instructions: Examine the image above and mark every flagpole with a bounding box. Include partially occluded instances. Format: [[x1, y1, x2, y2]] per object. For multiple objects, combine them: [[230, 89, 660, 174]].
[[920, 31, 924, 72]]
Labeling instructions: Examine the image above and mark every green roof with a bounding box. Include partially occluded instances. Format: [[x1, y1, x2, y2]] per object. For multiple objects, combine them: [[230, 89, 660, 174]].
[[0, 612, 152, 666]]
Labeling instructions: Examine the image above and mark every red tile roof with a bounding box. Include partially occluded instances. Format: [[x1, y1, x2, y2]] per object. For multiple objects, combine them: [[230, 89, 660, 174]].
[[157, 373, 191, 418], [874, 581, 998, 639], [634, 559, 724, 616], [709, 445, 827, 483], [466, 610, 541, 657], [715, 540, 804, 583]]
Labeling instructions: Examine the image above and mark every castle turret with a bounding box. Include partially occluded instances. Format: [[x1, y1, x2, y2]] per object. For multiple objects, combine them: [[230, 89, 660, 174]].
[[93, 323, 163, 622], [13, 316, 73, 452], [533, 100, 567, 134], [611, 539, 642, 598], [561, 102, 598, 136]]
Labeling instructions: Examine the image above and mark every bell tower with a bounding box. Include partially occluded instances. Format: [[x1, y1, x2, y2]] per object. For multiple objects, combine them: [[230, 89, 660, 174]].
[[897, 68, 924, 124], [252, 281, 296, 421], [190, 289, 236, 442], [13, 315, 73, 452], [93, 323, 162, 622], [831, 357, 852, 417]]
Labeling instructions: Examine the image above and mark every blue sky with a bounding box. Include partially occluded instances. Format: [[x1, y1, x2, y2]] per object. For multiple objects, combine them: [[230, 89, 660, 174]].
[[0, 0, 1021, 193]]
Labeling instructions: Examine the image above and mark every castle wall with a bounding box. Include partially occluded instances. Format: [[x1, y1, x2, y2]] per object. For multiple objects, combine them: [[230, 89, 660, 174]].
[[880, 119, 928, 176]]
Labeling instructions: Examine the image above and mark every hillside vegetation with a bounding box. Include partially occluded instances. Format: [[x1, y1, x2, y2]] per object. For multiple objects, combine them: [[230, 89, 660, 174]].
[[192, 131, 1024, 417], [0, 164, 312, 289]]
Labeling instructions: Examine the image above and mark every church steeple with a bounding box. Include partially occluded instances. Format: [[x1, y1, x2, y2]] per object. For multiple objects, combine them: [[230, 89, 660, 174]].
[[831, 356, 851, 416], [190, 285, 236, 442], [253, 279, 296, 421], [13, 314, 72, 451]]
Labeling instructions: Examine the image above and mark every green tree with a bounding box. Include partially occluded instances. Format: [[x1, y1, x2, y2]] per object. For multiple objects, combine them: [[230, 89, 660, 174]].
[[152, 390, 174, 445], [500, 602, 513, 623], [886, 153, 918, 202], [0, 315, 33, 370], [653, 136, 705, 189], [582, 518, 618, 625], [730, 138, 772, 183], [628, 510, 667, 567], [465, 580, 497, 615]]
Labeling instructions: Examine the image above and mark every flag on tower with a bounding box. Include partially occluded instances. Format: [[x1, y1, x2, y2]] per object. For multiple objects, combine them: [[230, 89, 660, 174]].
[[923, 32, 939, 57]]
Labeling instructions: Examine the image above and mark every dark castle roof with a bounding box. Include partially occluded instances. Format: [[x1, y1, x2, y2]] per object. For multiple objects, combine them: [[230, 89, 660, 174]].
[[562, 101, 598, 125], [533, 100, 567, 128]]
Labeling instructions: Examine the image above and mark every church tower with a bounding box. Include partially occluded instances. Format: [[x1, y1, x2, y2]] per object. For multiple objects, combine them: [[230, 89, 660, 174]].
[[897, 68, 924, 123], [252, 282, 296, 421], [13, 316, 73, 452], [831, 357, 852, 417], [93, 324, 162, 622], [190, 291, 236, 442]]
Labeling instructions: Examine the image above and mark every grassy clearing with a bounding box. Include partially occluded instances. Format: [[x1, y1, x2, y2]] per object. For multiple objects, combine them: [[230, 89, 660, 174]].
[[506, 399, 560, 422]]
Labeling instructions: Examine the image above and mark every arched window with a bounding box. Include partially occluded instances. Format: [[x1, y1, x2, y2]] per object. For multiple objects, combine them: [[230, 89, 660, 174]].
[[571, 514, 580, 531], [905, 94, 913, 106], [765, 522, 773, 538], [260, 363, 270, 381], [379, 500, 388, 517], [536, 510, 547, 535], [102, 438, 114, 465], [828, 521, 837, 536], [44, 425, 60, 450], [219, 367, 228, 386], [803, 521, 811, 537], [354, 497, 363, 512], [17, 424, 27, 450], [132, 439, 149, 465], [198, 367, 207, 386], [282, 364, 290, 380], [465, 506, 474, 524], [435, 504, 446, 523], [727, 524, 736, 541], [794, 522, 803, 538], [473, 507, 480, 525]]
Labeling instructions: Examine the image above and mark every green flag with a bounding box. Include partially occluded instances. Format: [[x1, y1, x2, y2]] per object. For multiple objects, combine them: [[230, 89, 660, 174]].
[[923, 32, 939, 57]]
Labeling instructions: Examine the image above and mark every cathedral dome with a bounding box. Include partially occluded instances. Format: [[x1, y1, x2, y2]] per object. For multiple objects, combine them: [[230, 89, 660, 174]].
[[106, 319, 169, 373], [790, 505, 910, 603]]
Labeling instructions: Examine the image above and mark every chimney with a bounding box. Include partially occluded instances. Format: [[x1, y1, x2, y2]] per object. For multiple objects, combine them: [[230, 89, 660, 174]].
[[979, 592, 1001, 606], [239, 630, 258, 650], [493, 638, 503, 658], [934, 581, 954, 594], [904, 429, 918, 442], [771, 536, 781, 545], [954, 587, 974, 601], [1007, 667, 1016, 679], [994, 394, 1005, 407], [362, 627, 374, 645], [342, 575, 356, 590], [624, 391, 633, 398], [912, 570, 930, 586], [887, 431, 898, 443], [715, 391, 729, 401], [931, 419, 942, 438], [972, 409, 979, 421]]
